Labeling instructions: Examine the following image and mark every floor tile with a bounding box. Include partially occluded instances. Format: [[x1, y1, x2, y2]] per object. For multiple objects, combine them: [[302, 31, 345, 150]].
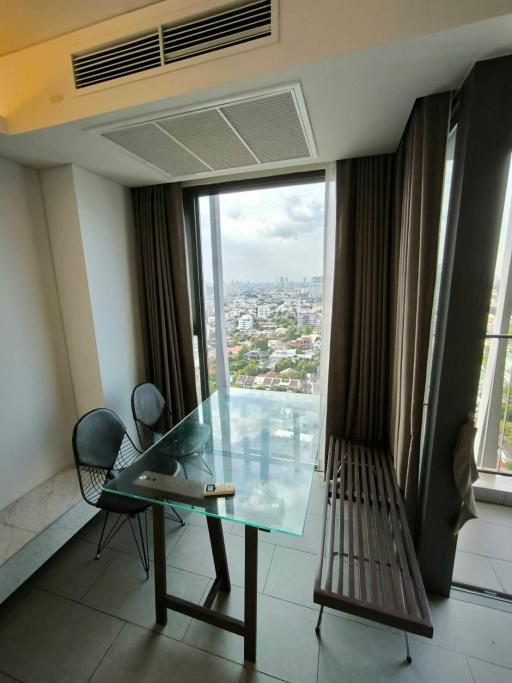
[[475, 502, 512, 527], [81, 553, 208, 641], [426, 595, 512, 669], [488, 558, 512, 593], [318, 611, 472, 682], [168, 524, 274, 589], [185, 586, 319, 683], [32, 537, 118, 600], [263, 546, 318, 610], [457, 519, 512, 562], [307, 477, 327, 516], [90, 622, 242, 683], [231, 514, 323, 555], [183, 511, 234, 533], [0, 673, 17, 683], [81, 508, 186, 559], [0, 523, 35, 565], [452, 551, 504, 591], [239, 671, 289, 683], [467, 657, 512, 682], [0, 587, 123, 682]]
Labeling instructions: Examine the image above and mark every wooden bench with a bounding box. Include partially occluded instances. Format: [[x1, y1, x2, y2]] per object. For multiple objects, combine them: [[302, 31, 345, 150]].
[[314, 437, 433, 662]]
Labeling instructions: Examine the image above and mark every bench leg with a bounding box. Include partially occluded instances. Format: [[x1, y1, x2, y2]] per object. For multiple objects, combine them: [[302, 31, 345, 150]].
[[315, 606, 324, 636], [404, 632, 412, 664]]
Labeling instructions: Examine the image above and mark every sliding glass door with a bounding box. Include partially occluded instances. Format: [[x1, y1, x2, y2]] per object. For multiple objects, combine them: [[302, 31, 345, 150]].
[[187, 175, 326, 399]]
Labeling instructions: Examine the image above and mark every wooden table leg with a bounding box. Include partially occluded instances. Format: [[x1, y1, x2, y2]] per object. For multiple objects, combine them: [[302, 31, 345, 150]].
[[152, 504, 167, 625], [244, 525, 258, 662], [207, 516, 231, 592]]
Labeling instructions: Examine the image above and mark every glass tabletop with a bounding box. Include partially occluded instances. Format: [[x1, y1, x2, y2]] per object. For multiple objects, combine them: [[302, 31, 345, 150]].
[[104, 388, 321, 536]]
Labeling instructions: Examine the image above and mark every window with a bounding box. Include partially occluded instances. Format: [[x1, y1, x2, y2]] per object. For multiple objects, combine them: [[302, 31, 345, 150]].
[[187, 175, 326, 398], [474, 153, 512, 474]]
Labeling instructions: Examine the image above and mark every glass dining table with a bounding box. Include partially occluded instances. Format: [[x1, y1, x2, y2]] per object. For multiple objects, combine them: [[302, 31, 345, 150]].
[[104, 387, 321, 661]]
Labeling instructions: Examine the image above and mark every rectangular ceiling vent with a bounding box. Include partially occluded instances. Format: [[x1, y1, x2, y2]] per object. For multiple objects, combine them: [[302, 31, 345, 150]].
[[96, 85, 316, 181], [72, 31, 161, 89], [162, 0, 271, 64], [72, 1, 275, 91]]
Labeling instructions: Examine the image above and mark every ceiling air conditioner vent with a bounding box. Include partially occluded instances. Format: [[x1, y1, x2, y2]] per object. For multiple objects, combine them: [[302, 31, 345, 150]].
[[162, 0, 272, 64], [72, 30, 161, 89]]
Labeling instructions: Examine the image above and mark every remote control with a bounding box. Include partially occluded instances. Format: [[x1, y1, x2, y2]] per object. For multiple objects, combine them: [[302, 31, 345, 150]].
[[204, 483, 235, 497]]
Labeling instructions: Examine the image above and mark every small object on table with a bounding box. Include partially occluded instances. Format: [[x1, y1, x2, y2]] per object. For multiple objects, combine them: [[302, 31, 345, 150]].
[[204, 483, 235, 497]]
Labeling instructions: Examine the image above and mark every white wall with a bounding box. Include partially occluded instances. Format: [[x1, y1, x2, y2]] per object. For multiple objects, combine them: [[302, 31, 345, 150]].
[[73, 166, 146, 435], [40, 165, 145, 438], [0, 157, 76, 509], [39, 166, 104, 416], [1, 0, 511, 134]]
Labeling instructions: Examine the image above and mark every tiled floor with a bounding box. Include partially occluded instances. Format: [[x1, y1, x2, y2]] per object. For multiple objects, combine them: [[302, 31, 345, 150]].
[[1, 476, 512, 682], [454, 500, 512, 594]]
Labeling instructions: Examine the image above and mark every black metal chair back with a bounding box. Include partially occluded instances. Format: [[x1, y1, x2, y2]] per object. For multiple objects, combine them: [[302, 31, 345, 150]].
[[131, 382, 172, 451], [72, 408, 141, 507]]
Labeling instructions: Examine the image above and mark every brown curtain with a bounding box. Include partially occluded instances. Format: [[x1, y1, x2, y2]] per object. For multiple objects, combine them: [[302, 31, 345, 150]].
[[390, 93, 451, 524], [132, 184, 197, 421], [326, 93, 451, 524], [325, 155, 395, 451]]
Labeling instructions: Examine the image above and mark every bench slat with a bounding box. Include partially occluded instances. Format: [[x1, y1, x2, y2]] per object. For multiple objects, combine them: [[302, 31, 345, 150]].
[[381, 451, 417, 617], [314, 437, 433, 639], [354, 445, 366, 602], [336, 438, 345, 595], [383, 450, 431, 624], [326, 437, 340, 592]]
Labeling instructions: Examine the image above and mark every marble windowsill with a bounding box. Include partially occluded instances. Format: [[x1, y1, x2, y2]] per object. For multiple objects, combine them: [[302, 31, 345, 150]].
[[0, 467, 82, 568], [474, 472, 512, 506]]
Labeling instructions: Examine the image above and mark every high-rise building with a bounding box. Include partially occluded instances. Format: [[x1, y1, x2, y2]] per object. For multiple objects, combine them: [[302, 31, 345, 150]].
[[296, 309, 317, 327], [310, 276, 323, 299], [257, 304, 272, 319], [238, 314, 254, 331]]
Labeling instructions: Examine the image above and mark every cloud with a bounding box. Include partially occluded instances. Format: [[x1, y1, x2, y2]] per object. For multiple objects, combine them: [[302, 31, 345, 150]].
[[199, 183, 325, 281]]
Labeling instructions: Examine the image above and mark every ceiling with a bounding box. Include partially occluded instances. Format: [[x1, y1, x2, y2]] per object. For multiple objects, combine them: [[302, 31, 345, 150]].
[[0, 0, 164, 57], [0, 13, 510, 187]]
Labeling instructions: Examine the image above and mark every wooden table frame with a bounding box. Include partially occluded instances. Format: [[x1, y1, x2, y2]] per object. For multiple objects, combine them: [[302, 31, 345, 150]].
[[152, 504, 258, 661]]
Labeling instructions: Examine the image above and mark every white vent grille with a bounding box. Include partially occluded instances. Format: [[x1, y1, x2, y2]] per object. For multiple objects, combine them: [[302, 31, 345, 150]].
[[221, 92, 310, 162], [159, 109, 257, 170], [162, 0, 271, 65], [103, 125, 210, 176], [97, 85, 316, 180], [72, 1, 274, 90], [72, 31, 161, 89]]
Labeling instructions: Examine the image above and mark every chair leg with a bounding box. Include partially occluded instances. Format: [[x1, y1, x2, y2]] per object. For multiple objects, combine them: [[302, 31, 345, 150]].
[[165, 507, 185, 526], [96, 511, 109, 559], [95, 511, 128, 559], [315, 606, 324, 636], [183, 452, 213, 477], [404, 631, 412, 664], [129, 512, 150, 579]]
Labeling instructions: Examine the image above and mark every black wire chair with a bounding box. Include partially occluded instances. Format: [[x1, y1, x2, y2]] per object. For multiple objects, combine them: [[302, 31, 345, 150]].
[[73, 408, 171, 578], [131, 382, 212, 479]]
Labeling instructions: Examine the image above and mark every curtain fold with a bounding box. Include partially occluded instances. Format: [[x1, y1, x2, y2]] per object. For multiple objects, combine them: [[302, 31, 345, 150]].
[[326, 92, 451, 524], [132, 184, 197, 421], [390, 93, 451, 524], [325, 155, 394, 452]]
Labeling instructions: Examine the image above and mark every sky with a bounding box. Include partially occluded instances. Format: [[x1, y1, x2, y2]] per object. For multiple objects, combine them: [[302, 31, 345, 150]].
[[199, 182, 325, 284]]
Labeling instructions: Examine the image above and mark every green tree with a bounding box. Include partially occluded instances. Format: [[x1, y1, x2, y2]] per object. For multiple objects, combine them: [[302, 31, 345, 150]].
[[254, 338, 269, 351], [285, 326, 299, 341]]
